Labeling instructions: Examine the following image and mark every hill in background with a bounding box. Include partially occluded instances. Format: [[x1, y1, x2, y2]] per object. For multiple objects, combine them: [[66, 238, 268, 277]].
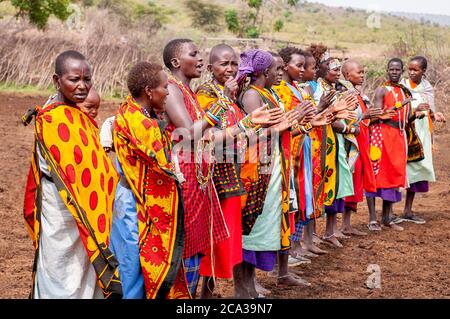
[[0, 0, 449, 98]]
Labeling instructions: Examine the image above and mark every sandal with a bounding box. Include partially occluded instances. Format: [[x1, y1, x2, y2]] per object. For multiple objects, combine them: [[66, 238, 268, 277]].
[[367, 221, 382, 231], [401, 214, 426, 224]]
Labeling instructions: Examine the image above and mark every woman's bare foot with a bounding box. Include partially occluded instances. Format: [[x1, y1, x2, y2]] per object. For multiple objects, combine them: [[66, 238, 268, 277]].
[[383, 222, 404, 231], [334, 229, 351, 239], [292, 245, 319, 258], [322, 234, 343, 248], [277, 274, 311, 287], [341, 226, 368, 236], [254, 279, 271, 297], [304, 243, 328, 255], [312, 233, 324, 245]]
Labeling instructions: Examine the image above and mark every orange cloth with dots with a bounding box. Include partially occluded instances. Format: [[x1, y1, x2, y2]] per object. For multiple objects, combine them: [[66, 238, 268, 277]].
[[23, 102, 122, 298], [113, 96, 190, 299]]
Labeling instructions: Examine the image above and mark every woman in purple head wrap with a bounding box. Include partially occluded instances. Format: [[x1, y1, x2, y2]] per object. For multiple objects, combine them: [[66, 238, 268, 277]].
[[234, 49, 305, 298], [237, 49, 273, 85]]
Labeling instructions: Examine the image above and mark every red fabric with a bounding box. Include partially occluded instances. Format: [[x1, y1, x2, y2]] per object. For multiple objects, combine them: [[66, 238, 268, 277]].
[[199, 196, 242, 279], [345, 96, 377, 204], [23, 165, 38, 245], [167, 78, 229, 258], [375, 87, 409, 189]]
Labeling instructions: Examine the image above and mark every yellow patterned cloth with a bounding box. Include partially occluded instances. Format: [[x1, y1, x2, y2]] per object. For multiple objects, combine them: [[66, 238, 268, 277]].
[[250, 85, 293, 250], [24, 102, 122, 298], [317, 79, 337, 206], [113, 96, 190, 299]]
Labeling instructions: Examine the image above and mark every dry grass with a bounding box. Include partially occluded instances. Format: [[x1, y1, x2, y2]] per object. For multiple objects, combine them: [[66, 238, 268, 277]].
[[0, 8, 165, 98]]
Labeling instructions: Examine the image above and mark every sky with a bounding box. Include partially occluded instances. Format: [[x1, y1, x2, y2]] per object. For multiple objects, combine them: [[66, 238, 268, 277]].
[[308, 0, 450, 16]]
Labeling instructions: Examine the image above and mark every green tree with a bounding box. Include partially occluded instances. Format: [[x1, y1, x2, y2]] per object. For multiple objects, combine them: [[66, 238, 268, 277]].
[[225, 9, 240, 34], [273, 19, 284, 32], [185, 0, 223, 33], [224, 0, 296, 38], [5, 0, 73, 29]]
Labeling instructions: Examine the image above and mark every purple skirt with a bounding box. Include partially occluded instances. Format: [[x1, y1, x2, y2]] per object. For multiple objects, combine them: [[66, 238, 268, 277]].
[[408, 181, 429, 193], [242, 249, 277, 271], [365, 188, 402, 203], [325, 198, 345, 214]]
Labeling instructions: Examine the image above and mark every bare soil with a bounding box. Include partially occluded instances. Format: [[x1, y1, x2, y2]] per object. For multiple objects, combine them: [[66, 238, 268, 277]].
[[0, 93, 449, 299]]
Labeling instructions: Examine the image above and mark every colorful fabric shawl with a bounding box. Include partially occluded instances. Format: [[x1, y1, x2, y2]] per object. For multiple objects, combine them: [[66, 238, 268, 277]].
[[273, 80, 310, 222], [166, 76, 229, 259], [317, 78, 338, 206], [23, 102, 122, 298], [301, 80, 326, 218], [401, 78, 436, 183], [113, 96, 190, 299], [372, 82, 411, 189], [243, 85, 292, 250], [196, 81, 246, 199]]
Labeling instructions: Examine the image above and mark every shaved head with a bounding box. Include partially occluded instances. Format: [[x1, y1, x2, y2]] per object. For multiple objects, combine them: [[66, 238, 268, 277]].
[[342, 59, 362, 78], [342, 59, 365, 86], [209, 43, 236, 64]]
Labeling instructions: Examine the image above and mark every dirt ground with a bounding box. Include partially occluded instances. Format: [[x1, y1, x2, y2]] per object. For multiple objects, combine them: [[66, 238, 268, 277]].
[[0, 93, 449, 299]]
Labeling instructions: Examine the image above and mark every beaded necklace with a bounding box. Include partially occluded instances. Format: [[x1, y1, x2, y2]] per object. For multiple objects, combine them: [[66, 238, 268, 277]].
[[169, 75, 214, 188]]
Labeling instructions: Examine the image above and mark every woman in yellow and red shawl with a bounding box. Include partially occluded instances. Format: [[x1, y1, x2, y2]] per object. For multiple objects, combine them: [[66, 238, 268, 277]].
[[273, 47, 334, 263], [112, 62, 190, 299], [22, 50, 121, 299]]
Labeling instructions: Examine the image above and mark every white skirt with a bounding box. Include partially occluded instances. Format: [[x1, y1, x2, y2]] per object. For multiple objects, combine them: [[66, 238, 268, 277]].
[[34, 178, 103, 299]]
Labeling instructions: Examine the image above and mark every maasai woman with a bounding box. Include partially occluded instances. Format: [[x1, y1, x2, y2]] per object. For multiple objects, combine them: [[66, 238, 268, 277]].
[[233, 49, 303, 297], [163, 39, 283, 297], [269, 51, 318, 287], [195, 44, 285, 298], [315, 58, 359, 247], [401, 56, 446, 224], [301, 44, 339, 253], [340, 59, 382, 235], [111, 62, 191, 299], [22, 50, 121, 299], [366, 58, 415, 231], [273, 47, 333, 266]]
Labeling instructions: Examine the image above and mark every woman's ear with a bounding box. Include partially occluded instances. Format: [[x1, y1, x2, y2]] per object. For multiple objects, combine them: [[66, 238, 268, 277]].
[[207, 64, 213, 73], [53, 74, 61, 90], [144, 86, 153, 100], [171, 58, 180, 69]]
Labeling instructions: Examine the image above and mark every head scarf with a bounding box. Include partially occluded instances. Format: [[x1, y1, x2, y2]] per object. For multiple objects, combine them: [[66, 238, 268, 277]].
[[237, 49, 273, 84], [320, 50, 331, 63], [328, 58, 341, 71]]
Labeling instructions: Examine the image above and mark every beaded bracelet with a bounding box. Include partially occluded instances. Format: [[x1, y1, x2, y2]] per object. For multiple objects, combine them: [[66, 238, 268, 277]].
[[204, 111, 219, 126], [303, 122, 312, 131], [208, 102, 226, 117]]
